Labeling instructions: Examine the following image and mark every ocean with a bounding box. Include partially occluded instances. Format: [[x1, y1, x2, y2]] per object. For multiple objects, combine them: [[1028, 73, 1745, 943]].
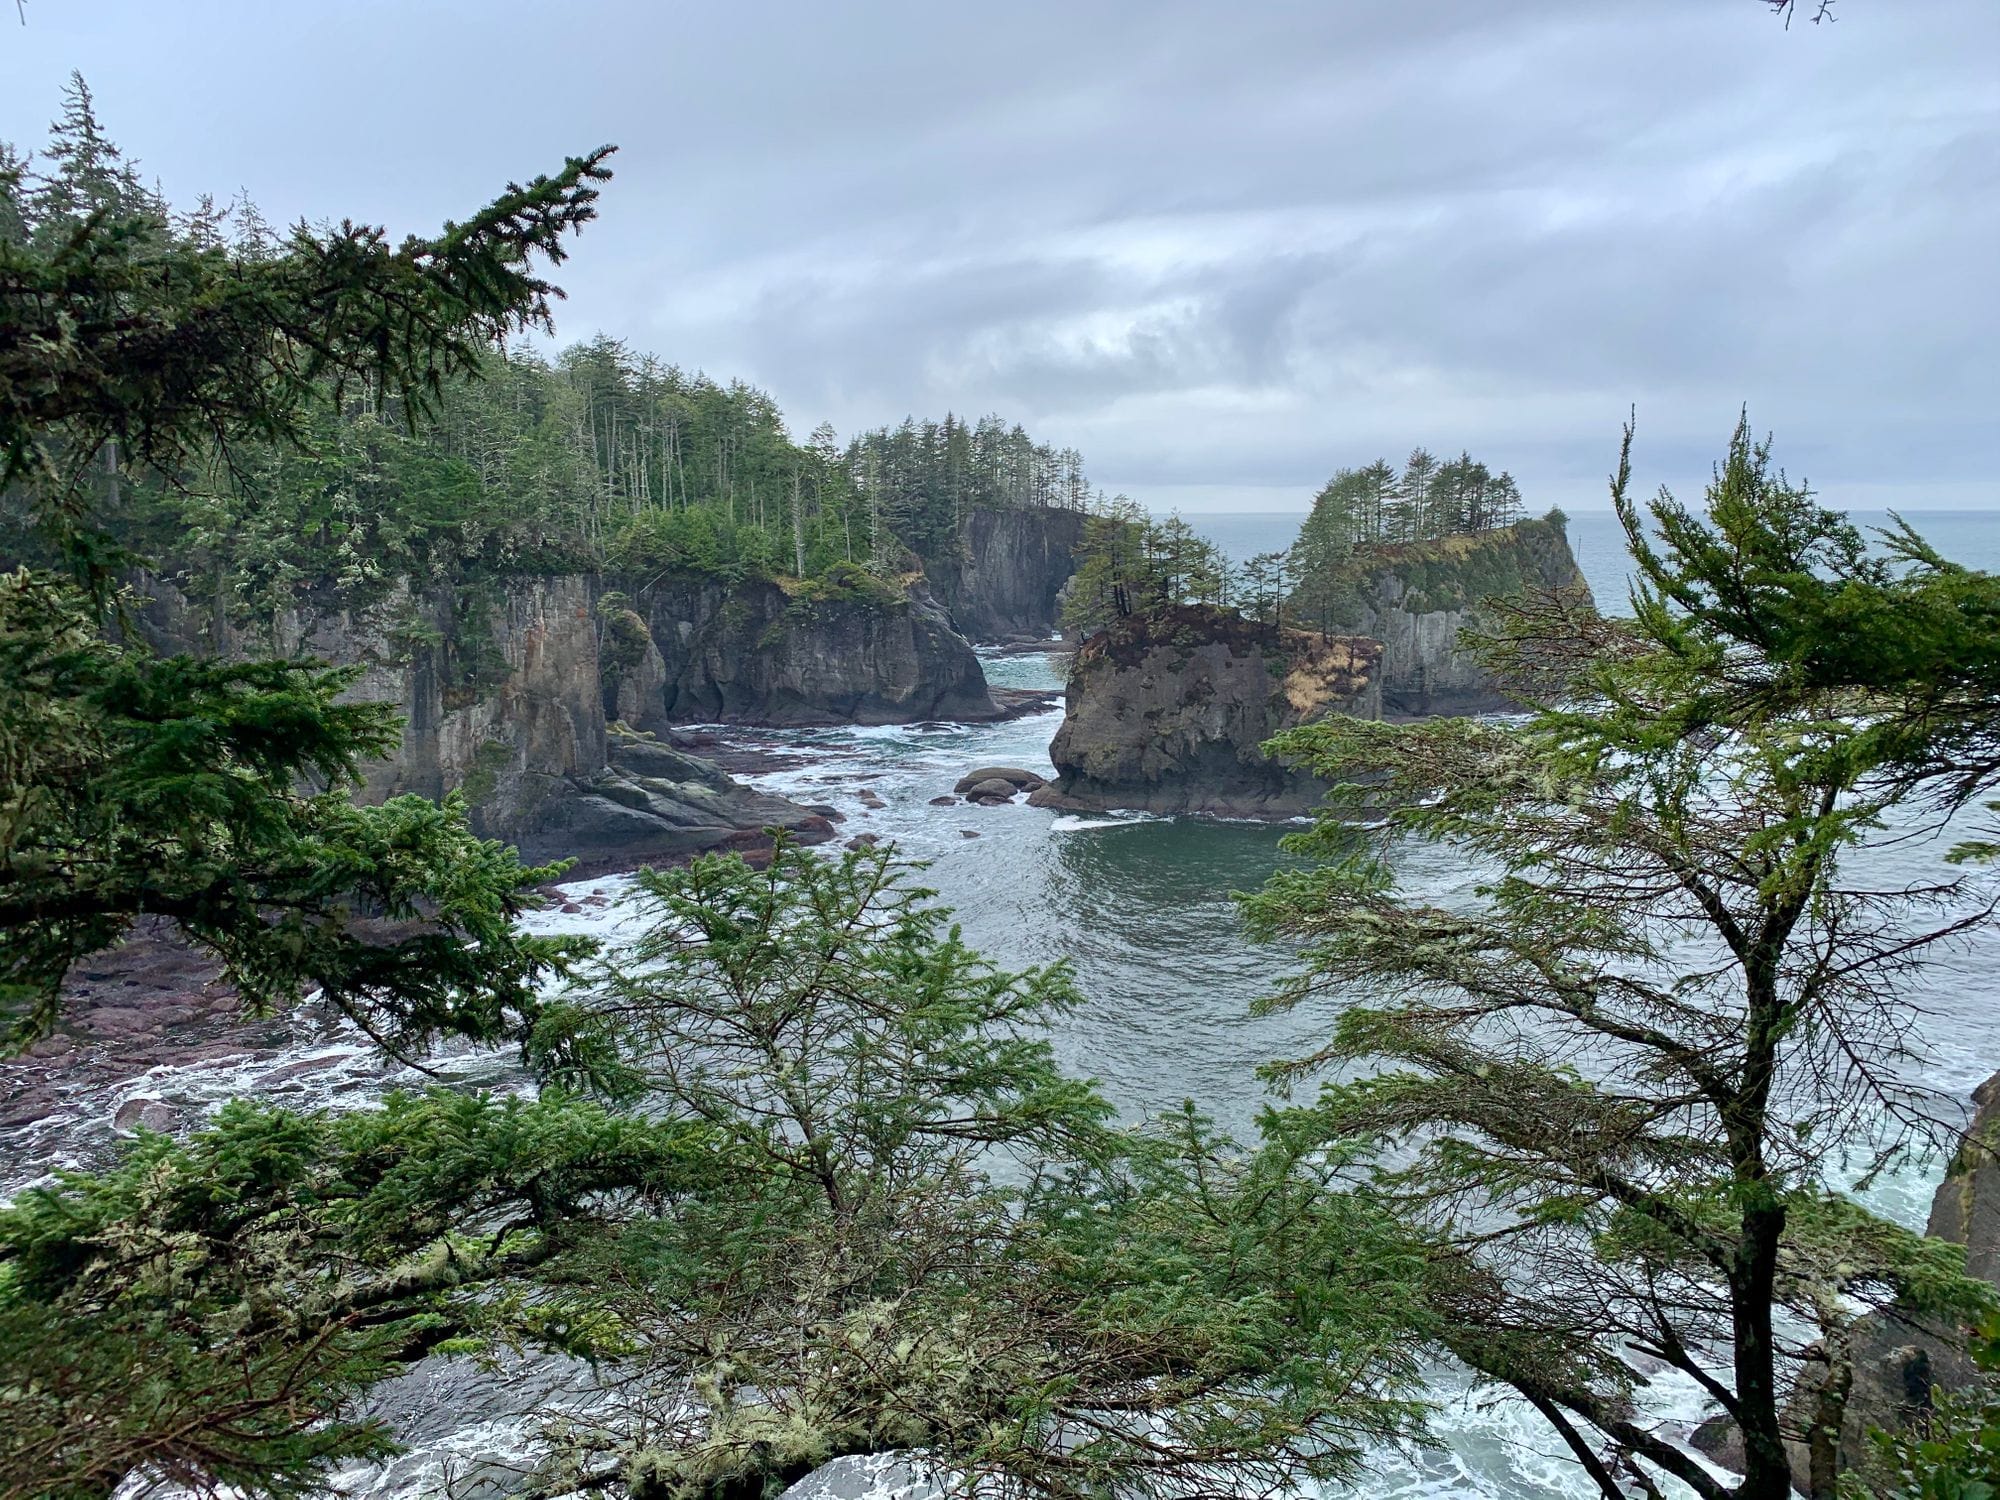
[[14, 507, 1999, 1499]]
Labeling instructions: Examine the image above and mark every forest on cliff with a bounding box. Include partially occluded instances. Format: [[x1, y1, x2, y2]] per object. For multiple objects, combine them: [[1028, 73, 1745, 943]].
[[0, 81, 1099, 644], [13, 51, 2000, 1500]]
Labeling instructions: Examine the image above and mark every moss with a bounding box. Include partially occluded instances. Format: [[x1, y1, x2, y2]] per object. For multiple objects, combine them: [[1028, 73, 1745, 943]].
[[438, 580, 512, 710], [792, 561, 906, 609], [456, 736, 514, 807], [595, 593, 653, 677]]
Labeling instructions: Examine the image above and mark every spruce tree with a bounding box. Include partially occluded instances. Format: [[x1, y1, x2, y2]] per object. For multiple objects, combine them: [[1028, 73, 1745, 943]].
[[1242, 420, 2000, 1499], [0, 87, 614, 1048]]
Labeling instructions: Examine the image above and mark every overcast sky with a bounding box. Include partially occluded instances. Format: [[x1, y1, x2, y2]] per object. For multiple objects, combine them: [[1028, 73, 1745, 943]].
[[5, 1, 1997, 514]]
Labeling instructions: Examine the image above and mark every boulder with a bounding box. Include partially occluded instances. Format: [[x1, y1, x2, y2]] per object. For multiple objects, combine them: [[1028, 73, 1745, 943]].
[[1689, 1414, 1745, 1473], [952, 766, 1047, 794], [112, 1097, 176, 1133], [963, 778, 1020, 802]]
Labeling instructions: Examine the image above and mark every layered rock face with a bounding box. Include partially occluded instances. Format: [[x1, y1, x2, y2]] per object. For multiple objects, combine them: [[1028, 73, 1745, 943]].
[[134, 573, 831, 874], [616, 576, 1001, 728], [1289, 516, 1592, 716], [918, 505, 1087, 642], [1028, 604, 1381, 817]]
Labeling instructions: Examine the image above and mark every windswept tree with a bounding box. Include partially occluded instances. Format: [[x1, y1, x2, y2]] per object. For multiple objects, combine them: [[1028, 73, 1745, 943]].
[[1242, 419, 2000, 1499], [0, 81, 613, 1049]]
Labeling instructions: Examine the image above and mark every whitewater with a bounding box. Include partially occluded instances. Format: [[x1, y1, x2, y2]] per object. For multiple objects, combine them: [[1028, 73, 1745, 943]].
[[15, 509, 2000, 1498]]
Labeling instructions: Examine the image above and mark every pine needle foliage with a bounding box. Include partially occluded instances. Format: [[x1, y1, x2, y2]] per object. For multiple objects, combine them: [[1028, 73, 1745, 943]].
[[4, 843, 1442, 1500], [1240, 418, 2000, 1499], [0, 80, 609, 1049], [0, 1090, 720, 1500], [520, 842, 1439, 1500]]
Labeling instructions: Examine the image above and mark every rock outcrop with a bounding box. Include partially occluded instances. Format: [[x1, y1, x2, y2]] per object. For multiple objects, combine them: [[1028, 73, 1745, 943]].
[[1028, 604, 1381, 817], [917, 505, 1086, 643], [614, 576, 1002, 728], [1928, 1072, 2000, 1280], [1769, 1072, 2000, 1493], [134, 573, 833, 874], [1287, 515, 1592, 716]]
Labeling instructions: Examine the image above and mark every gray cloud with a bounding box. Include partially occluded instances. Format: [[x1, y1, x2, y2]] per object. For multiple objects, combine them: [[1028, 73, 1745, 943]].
[[4, 0, 1995, 513]]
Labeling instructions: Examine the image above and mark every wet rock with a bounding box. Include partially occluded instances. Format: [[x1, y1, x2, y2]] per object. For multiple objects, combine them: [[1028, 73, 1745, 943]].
[[0, 1087, 59, 1129], [113, 1097, 177, 1134], [1690, 1415, 1745, 1473], [963, 778, 1020, 802], [83, 1006, 154, 1036], [960, 829, 981, 839], [846, 833, 883, 850], [1783, 1070, 2000, 1491], [256, 1055, 345, 1088], [928, 796, 957, 807], [1930, 1072, 2000, 1280], [857, 790, 887, 809], [952, 766, 1046, 795]]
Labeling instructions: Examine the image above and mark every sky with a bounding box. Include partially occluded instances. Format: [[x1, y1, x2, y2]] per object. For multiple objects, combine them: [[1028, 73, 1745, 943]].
[[4, 1, 1997, 515]]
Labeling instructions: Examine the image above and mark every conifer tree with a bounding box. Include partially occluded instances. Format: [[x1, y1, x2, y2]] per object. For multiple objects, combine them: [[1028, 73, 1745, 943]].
[[1243, 420, 2000, 1499], [0, 86, 614, 1048]]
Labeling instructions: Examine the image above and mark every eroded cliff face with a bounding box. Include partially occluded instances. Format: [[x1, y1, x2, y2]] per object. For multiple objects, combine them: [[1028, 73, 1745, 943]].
[[617, 576, 1001, 728], [1290, 516, 1592, 716], [918, 506, 1086, 643], [1766, 1073, 2000, 1492], [132, 573, 831, 874], [1028, 604, 1381, 817]]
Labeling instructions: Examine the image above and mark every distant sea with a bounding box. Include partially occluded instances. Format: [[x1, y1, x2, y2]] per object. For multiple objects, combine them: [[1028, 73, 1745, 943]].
[[1181, 509, 2000, 617]]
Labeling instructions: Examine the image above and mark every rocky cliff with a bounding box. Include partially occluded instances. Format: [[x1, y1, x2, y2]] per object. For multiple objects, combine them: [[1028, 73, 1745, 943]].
[[917, 505, 1086, 642], [134, 573, 833, 875], [1289, 516, 1591, 716], [605, 574, 1001, 728], [1027, 604, 1381, 817], [1719, 1072, 2000, 1494]]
